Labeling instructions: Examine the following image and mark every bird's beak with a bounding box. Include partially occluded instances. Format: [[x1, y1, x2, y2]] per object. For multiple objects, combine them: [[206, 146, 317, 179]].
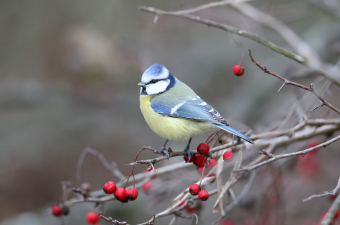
[[138, 82, 146, 87]]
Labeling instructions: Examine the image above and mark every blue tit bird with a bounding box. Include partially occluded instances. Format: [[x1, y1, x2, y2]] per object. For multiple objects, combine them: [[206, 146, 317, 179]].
[[138, 64, 253, 159]]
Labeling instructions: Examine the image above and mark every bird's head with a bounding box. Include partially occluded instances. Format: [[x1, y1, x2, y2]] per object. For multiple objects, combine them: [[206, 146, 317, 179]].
[[138, 64, 177, 95]]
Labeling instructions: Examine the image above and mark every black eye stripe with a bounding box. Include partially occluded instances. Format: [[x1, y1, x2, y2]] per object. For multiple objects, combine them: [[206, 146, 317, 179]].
[[146, 78, 167, 85]]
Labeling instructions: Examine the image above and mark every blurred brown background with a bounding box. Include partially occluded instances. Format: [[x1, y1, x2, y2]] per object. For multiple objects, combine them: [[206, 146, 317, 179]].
[[0, 0, 340, 224]]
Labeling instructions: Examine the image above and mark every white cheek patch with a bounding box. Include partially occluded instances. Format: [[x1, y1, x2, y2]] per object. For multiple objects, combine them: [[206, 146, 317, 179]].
[[146, 80, 170, 95]]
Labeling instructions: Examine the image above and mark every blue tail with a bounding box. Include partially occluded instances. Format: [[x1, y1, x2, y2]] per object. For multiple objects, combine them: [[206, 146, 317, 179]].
[[215, 124, 253, 144]]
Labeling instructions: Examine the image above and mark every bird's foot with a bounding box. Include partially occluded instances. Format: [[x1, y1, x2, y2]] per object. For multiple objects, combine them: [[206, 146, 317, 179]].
[[184, 137, 193, 161], [161, 147, 172, 160], [184, 147, 191, 162]]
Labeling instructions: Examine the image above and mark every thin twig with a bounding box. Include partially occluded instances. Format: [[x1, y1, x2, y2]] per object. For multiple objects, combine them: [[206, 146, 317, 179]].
[[139, 6, 304, 63], [248, 50, 340, 115], [235, 134, 340, 172], [303, 176, 340, 202], [231, 2, 340, 87], [77, 148, 126, 182]]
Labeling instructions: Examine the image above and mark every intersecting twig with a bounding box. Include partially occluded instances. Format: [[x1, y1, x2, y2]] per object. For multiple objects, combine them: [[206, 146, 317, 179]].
[[321, 194, 340, 225], [248, 49, 340, 115], [77, 147, 126, 182], [303, 176, 340, 202], [230, 2, 340, 87]]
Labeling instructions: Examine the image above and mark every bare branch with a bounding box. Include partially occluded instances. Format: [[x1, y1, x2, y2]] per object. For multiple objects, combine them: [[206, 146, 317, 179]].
[[231, 2, 340, 87], [144, 0, 251, 16], [138, 6, 304, 64], [226, 171, 257, 211], [235, 134, 340, 172], [100, 212, 128, 225], [321, 194, 340, 225], [303, 176, 340, 202], [77, 148, 126, 182], [248, 50, 340, 115]]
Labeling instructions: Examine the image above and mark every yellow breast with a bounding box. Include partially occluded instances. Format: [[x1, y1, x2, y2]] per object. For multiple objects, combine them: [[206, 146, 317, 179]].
[[140, 95, 214, 141]]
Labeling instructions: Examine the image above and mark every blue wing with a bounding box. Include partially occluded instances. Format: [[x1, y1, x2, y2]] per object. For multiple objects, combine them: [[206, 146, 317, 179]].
[[151, 97, 225, 123], [150, 96, 253, 144]]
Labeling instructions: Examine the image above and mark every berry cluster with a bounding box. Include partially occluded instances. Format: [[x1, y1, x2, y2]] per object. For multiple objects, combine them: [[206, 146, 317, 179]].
[[103, 181, 138, 203], [189, 184, 209, 201]]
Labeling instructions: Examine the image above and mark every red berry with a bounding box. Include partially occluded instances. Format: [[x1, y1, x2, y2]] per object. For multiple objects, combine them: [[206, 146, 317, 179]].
[[189, 184, 201, 196], [193, 154, 206, 167], [208, 173, 216, 183], [126, 188, 138, 201], [86, 211, 100, 224], [307, 141, 320, 155], [52, 205, 62, 216], [185, 205, 195, 213], [223, 151, 234, 162], [198, 190, 209, 201], [184, 154, 196, 163], [209, 159, 217, 168], [103, 181, 116, 194], [114, 187, 127, 201], [197, 143, 210, 155], [233, 64, 244, 76], [142, 181, 153, 194]]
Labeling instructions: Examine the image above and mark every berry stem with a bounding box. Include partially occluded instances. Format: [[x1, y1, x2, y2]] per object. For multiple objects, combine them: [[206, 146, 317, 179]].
[[199, 163, 207, 186], [239, 49, 247, 65]]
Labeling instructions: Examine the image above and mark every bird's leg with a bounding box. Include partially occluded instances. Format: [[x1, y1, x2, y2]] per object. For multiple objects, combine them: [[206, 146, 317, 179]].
[[184, 137, 192, 161], [160, 139, 170, 160]]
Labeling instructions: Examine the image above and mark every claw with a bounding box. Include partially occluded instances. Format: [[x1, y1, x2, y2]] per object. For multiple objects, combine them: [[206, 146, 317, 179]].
[[184, 137, 193, 161], [160, 139, 170, 160], [161, 149, 170, 160]]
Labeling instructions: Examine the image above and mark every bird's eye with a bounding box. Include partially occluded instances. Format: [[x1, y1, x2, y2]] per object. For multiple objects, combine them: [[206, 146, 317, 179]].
[[150, 79, 157, 83]]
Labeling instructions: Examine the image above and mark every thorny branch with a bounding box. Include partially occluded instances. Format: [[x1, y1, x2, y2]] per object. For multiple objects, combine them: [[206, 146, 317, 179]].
[[248, 50, 340, 115]]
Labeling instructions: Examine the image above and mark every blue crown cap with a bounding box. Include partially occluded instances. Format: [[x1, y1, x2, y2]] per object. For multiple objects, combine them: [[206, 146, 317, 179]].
[[145, 64, 164, 76]]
